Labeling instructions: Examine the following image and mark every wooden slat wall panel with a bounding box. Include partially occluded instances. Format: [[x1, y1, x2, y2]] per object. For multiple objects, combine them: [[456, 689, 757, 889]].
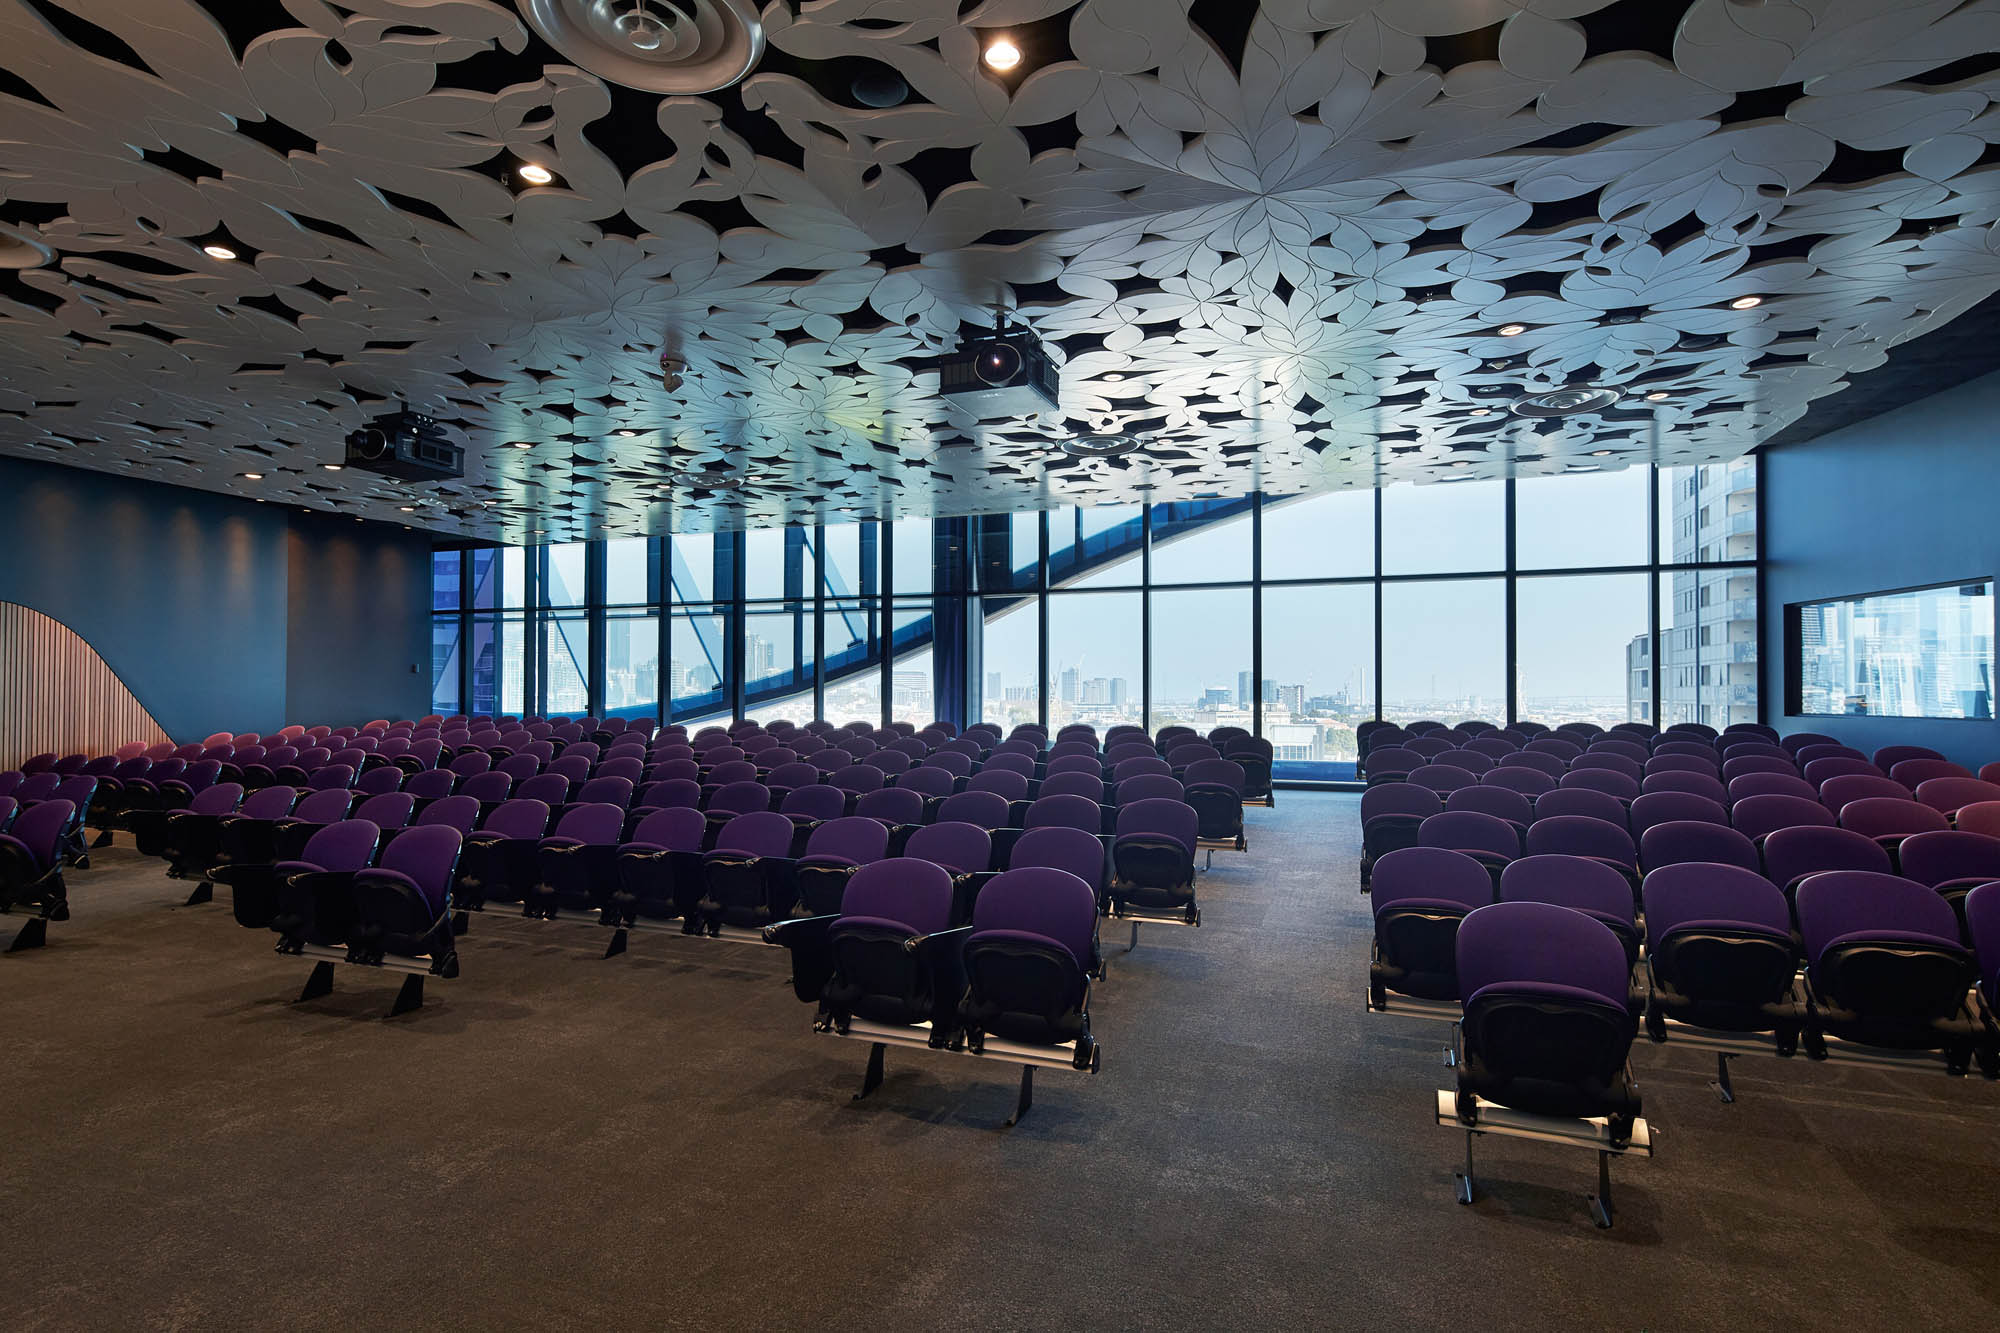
[[0, 601, 171, 768]]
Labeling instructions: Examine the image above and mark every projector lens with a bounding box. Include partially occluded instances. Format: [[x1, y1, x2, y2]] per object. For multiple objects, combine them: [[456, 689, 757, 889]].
[[974, 342, 1021, 386]]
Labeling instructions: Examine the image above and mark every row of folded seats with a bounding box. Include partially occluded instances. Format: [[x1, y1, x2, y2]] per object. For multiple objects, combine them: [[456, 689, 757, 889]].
[[449, 792, 1205, 940], [1371, 844, 2000, 1077]]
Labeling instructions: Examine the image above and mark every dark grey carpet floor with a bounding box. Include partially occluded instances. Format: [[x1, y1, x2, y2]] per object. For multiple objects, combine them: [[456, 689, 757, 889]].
[[3, 793, 1997, 1331]]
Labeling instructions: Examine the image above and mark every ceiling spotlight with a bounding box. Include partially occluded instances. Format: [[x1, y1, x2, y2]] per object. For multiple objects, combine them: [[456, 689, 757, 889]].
[[1469, 407, 1491, 417], [510, 440, 533, 449], [240, 471, 262, 480], [1645, 391, 1670, 402], [616, 429, 638, 438], [203, 244, 238, 261], [398, 505, 415, 512], [518, 163, 555, 186], [321, 462, 343, 471], [1591, 449, 1613, 457], [1103, 373, 1124, 382], [1729, 295, 1763, 310], [983, 36, 1022, 71], [1496, 323, 1527, 337]]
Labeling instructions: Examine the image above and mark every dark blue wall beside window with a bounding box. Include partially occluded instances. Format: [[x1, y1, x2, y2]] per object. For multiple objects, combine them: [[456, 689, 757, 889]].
[[0, 455, 428, 740], [1762, 369, 2000, 768]]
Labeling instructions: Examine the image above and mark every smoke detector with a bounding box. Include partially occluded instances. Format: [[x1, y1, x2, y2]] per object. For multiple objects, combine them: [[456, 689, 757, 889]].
[[516, 0, 764, 94]]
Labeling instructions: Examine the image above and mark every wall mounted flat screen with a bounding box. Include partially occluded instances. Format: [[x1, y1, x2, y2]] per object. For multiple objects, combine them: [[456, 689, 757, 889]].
[[1789, 579, 1994, 719]]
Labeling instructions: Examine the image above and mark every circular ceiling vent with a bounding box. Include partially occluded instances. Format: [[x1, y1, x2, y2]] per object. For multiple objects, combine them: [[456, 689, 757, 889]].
[[1060, 434, 1142, 458], [0, 222, 54, 270], [1510, 385, 1622, 418], [517, 0, 764, 95]]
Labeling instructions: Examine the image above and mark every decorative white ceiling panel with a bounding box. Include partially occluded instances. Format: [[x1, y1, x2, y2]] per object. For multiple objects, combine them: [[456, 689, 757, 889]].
[[2, 0, 1999, 537]]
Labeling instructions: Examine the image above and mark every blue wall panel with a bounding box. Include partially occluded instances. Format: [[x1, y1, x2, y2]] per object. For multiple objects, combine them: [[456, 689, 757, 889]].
[[1762, 369, 2000, 768], [0, 456, 430, 742]]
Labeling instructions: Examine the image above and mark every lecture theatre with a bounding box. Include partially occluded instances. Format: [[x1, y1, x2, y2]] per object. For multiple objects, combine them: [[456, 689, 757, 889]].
[[4, 1, 2000, 1326]]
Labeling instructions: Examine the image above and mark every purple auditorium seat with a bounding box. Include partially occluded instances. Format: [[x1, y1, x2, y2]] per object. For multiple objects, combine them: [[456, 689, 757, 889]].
[[829, 765, 886, 799], [1040, 772, 1105, 804], [1466, 737, 1520, 763], [1360, 780, 1440, 880], [1504, 750, 1567, 780], [1587, 740, 1650, 765], [269, 787, 360, 862], [1798, 745, 1868, 769], [1525, 815, 1638, 886], [456, 769, 513, 810], [402, 768, 458, 805], [1896, 831, 2000, 912], [214, 787, 303, 870], [1646, 755, 1720, 783], [547, 755, 593, 787], [1721, 755, 1800, 783], [1446, 786, 1533, 836], [1641, 862, 1800, 1048], [1524, 738, 1582, 763], [1730, 793, 1836, 845], [1023, 794, 1103, 836], [610, 805, 710, 925], [411, 794, 480, 835], [355, 792, 416, 832], [1531, 788, 1629, 832], [1890, 758, 1975, 792], [1965, 884, 2000, 1015], [704, 759, 761, 790], [855, 787, 924, 838], [1419, 810, 1520, 883], [39, 776, 99, 866], [452, 798, 553, 909], [966, 769, 1030, 804], [571, 776, 635, 813], [495, 753, 542, 785], [650, 758, 704, 784], [160, 783, 245, 883], [1839, 797, 1949, 856], [754, 747, 802, 772], [1108, 798, 1199, 923], [1481, 767, 1555, 799], [1954, 802, 2000, 839], [1404, 737, 1452, 760], [1819, 774, 1912, 811], [937, 790, 1009, 831], [1369, 846, 1493, 1004], [1408, 764, 1478, 797], [1178, 758, 1246, 853], [121, 762, 201, 856], [355, 765, 406, 797], [1116, 774, 1184, 806], [305, 765, 356, 793], [960, 866, 1101, 1084], [1726, 773, 1818, 806], [1044, 754, 1103, 779], [1111, 756, 1172, 783], [1630, 792, 1728, 842], [446, 750, 491, 781], [0, 798, 75, 944], [398, 739, 445, 774], [1571, 753, 1642, 782], [526, 803, 626, 919], [18, 754, 58, 776], [1762, 824, 1894, 903], [696, 810, 798, 932], [328, 748, 368, 774], [14, 773, 62, 805], [1500, 854, 1640, 963], [794, 816, 892, 916], [634, 777, 700, 812], [1639, 820, 1761, 874], [345, 823, 463, 973], [1873, 745, 1946, 773], [871, 751, 913, 778], [1106, 743, 1157, 769], [894, 767, 955, 805], [1560, 768, 1641, 802], [227, 816, 379, 936], [982, 752, 1037, 780], [780, 784, 847, 829], [1639, 770, 1728, 804], [1914, 777, 2000, 820], [1452, 901, 1643, 1164], [912, 820, 996, 880], [0, 771, 29, 802], [1795, 872, 1980, 1072], [89, 757, 152, 829]]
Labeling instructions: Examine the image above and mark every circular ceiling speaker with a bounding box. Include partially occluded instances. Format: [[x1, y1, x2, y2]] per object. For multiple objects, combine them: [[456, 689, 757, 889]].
[[516, 0, 764, 94], [0, 221, 54, 270], [1060, 434, 1141, 458], [681, 468, 743, 490], [851, 65, 909, 108], [1510, 385, 1622, 418]]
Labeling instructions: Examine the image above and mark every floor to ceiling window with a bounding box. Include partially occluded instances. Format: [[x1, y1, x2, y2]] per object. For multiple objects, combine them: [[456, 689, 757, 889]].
[[428, 462, 1759, 775]]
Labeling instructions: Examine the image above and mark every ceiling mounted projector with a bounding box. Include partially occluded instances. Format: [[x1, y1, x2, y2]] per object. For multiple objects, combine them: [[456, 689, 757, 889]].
[[342, 408, 464, 480], [936, 311, 1059, 418]]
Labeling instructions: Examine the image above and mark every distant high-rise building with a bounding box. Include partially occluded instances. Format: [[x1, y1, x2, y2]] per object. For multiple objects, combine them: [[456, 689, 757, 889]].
[[1278, 684, 1305, 715], [1658, 461, 1759, 729], [1108, 677, 1128, 707], [1059, 667, 1080, 704], [1261, 678, 1278, 704], [1201, 687, 1230, 708], [1237, 670, 1254, 708], [986, 671, 1003, 701]]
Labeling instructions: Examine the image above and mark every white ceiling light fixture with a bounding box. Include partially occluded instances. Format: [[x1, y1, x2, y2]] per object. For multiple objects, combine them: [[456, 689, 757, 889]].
[[517, 163, 555, 186], [515, 0, 765, 94], [1496, 323, 1527, 337], [983, 36, 1022, 71], [203, 244, 238, 260], [1645, 391, 1670, 402], [1729, 295, 1764, 310]]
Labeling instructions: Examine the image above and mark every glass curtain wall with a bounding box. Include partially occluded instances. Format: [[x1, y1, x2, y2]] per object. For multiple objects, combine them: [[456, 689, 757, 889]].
[[429, 461, 1759, 775]]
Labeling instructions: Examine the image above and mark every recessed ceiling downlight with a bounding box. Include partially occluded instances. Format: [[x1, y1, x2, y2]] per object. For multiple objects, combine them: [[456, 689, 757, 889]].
[[1510, 386, 1622, 418]]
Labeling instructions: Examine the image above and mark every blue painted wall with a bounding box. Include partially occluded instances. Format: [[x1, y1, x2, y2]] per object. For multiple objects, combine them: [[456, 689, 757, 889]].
[[0, 456, 430, 742], [1762, 369, 2000, 769]]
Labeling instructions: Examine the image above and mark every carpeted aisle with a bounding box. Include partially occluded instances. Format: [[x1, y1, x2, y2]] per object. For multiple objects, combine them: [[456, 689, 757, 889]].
[[1, 793, 1996, 1330]]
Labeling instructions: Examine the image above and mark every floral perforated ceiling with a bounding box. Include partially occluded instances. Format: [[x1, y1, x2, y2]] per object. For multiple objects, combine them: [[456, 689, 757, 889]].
[[2, 0, 1999, 539]]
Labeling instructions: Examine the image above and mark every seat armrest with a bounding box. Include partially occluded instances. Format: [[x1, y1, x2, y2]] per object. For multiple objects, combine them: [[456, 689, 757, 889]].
[[908, 924, 974, 957], [764, 912, 839, 948]]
